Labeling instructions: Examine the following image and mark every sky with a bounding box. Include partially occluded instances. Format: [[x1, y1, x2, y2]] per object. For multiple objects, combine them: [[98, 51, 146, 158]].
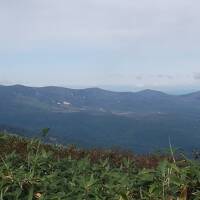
[[0, 0, 200, 93]]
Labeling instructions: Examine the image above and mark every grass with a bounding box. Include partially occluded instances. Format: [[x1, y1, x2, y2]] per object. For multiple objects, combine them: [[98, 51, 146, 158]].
[[0, 132, 200, 199]]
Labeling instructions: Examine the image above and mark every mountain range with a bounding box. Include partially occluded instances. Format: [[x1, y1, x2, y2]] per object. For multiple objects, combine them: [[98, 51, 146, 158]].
[[1, 84, 200, 153]]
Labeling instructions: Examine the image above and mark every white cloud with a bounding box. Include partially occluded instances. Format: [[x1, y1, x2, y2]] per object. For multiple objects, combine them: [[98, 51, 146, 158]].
[[193, 73, 200, 80], [0, 0, 200, 88], [0, 0, 200, 51]]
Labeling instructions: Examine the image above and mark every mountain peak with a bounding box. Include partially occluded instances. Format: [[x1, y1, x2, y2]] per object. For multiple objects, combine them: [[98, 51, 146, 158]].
[[136, 89, 168, 96]]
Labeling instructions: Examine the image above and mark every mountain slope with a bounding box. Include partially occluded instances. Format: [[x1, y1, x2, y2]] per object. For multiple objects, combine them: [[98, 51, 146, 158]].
[[0, 84, 195, 113], [0, 85, 200, 153]]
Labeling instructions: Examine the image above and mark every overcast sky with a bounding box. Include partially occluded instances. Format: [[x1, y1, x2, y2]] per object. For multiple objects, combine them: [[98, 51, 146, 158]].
[[0, 0, 200, 92]]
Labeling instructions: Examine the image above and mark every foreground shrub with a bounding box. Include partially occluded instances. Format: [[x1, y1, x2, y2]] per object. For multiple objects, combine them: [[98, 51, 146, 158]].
[[0, 133, 200, 199]]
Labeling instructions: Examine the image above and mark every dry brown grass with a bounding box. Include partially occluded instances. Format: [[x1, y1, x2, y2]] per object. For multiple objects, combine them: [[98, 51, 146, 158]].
[[0, 134, 169, 169]]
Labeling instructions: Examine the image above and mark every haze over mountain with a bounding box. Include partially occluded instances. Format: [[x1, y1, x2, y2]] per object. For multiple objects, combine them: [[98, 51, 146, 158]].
[[1, 84, 200, 153]]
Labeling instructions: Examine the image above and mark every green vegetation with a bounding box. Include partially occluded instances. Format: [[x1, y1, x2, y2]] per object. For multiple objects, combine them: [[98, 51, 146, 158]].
[[2, 84, 200, 154], [0, 133, 200, 199]]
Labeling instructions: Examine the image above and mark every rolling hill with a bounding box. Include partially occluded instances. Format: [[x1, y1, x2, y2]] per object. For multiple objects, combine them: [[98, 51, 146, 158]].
[[0, 84, 200, 153]]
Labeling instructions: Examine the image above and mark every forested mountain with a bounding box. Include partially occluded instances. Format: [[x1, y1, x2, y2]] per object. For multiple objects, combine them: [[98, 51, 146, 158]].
[[1, 84, 200, 153]]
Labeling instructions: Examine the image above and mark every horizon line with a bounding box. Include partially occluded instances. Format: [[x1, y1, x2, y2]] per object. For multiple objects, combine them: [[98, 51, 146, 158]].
[[0, 83, 198, 96]]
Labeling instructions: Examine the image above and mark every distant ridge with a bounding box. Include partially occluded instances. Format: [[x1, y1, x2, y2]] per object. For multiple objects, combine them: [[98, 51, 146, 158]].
[[0, 84, 200, 153], [0, 84, 176, 95], [181, 90, 200, 100]]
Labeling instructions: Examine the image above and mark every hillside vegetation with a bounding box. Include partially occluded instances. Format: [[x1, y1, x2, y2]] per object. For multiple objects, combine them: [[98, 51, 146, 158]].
[[1, 85, 200, 153], [0, 133, 200, 199]]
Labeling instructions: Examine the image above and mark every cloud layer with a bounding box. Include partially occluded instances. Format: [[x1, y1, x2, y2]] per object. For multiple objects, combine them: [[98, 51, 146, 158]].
[[1, 0, 200, 49], [0, 0, 200, 89]]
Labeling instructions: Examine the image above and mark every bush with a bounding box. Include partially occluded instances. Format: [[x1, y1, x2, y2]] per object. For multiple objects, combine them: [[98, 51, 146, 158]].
[[0, 133, 199, 199]]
